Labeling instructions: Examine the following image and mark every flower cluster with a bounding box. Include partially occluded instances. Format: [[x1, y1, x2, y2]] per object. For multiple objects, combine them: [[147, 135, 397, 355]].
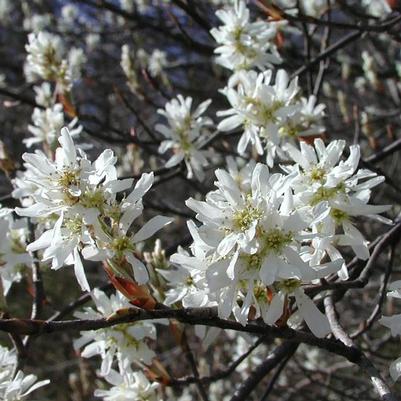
[[0, 0, 398, 397], [74, 289, 156, 375], [210, 0, 282, 71], [218, 69, 325, 166], [156, 95, 213, 181], [273, 0, 332, 17], [165, 139, 390, 337], [15, 128, 173, 291], [121, 44, 140, 94], [0, 345, 49, 400], [73, 288, 161, 400], [121, 44, 169, 94], [25, 103, 82, 150], [95, 368, 159, 401], [25, 32, 85, 91]]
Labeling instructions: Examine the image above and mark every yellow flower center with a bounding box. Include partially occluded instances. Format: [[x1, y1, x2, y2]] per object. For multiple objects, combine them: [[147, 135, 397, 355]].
[[261, 228, 293, 254]]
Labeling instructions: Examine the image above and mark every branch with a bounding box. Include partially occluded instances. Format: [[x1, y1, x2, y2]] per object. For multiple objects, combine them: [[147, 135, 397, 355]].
[[0, 307, 364, 364], [291, 14, 401, 78], [229, 342, 298, 401], [324, 295, 399, 401], [308, 221, 401, 294], [364, 137, 401, 164], [170, 335, 267, 386], [180, 329, 209, 401]]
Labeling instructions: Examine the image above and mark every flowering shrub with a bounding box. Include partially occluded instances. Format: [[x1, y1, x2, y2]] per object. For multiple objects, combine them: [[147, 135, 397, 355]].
[[0, 1, 400, 400]]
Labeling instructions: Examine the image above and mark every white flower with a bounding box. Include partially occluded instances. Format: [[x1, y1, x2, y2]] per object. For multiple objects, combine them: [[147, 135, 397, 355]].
[[210, 0, 282, 71], [279, 95, 326, 139], [0, 345, 49, 401], [25, 32, 84, 89], [362, 0, 392, 17], [25, 103, 82, 149], [21, 131, 171, 288], [283, 139, 391, 268], [74, 289, 156, 375], [26, 210, 95, 291], [161, 228, 210, 308], [265, 283, 331, 338], [217, 69, 301, 166], [25, 32, 64, 81], [156, 95, 213, 181], [186, 163, 289, 264], [83, 171, 173, 285], [183, 160, 342, 334], [1, 371, 50, 401], [16, 127, 127, 217], [33, 82, 53, 107], [86, 33, 100, 50], [120, 45, 139, 93], [0, 344, 16, 378], [0, 207, 32, 295], [17, 127, 172, 290], [68, 47, 86, 81], [273, 0, 332, 18], [148, 49, 168, 78], [61, 4, 78, 24], [23, 14, 52, 33], [95, 369, 159, 401]]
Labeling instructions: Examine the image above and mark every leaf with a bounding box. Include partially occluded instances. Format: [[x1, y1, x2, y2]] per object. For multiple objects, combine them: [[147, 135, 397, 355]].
[[144, 359, 171, 385], [57, 92, 77, 118], [103, 262, 157, 310]]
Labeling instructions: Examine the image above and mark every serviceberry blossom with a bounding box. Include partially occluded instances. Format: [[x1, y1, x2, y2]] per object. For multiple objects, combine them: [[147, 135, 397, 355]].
[[273, 0, 332, 17], [121, 44, 139, 93], [177, 160, 342, 335], [33, 82, 53, 107], [172, 137, 389, 336], [94, 368, 159, 401], [362, 0, 392, 17], [0, 207, 32, 296], [218, 69, 325, 166], [283, 139, 391, 274], [25, 103, 82, 149], [25, 32, 85, 90], [147, 49, 168, 79], [25, 32, 64, 82], [16, 128, 172, 290], [67, 47, 87, 82], [210, 0, 282, 71], [156, 95, 213, 181], [74, 289, 157, 375], [23, 13, 52, 33], [160, 224, 210, 308], [89, 180, 174, 285], [0, 345, 49, 401]]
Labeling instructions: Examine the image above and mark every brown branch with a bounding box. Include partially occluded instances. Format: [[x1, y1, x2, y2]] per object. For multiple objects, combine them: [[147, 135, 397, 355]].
[[291, 14, 401, 78], [170, 335, 267, 386], [324, 295, 399, 401], [350, 246, 395, 339], [181, 329, 209, 401], [229, 342, 298, 401], [364, 137, 401, 164], [0, 307, 365, 365]]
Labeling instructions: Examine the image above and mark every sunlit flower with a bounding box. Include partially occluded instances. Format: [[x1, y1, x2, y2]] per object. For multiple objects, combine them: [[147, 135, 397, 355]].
[[157, 95, 213, 181], [74, 289, 156, 375]]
